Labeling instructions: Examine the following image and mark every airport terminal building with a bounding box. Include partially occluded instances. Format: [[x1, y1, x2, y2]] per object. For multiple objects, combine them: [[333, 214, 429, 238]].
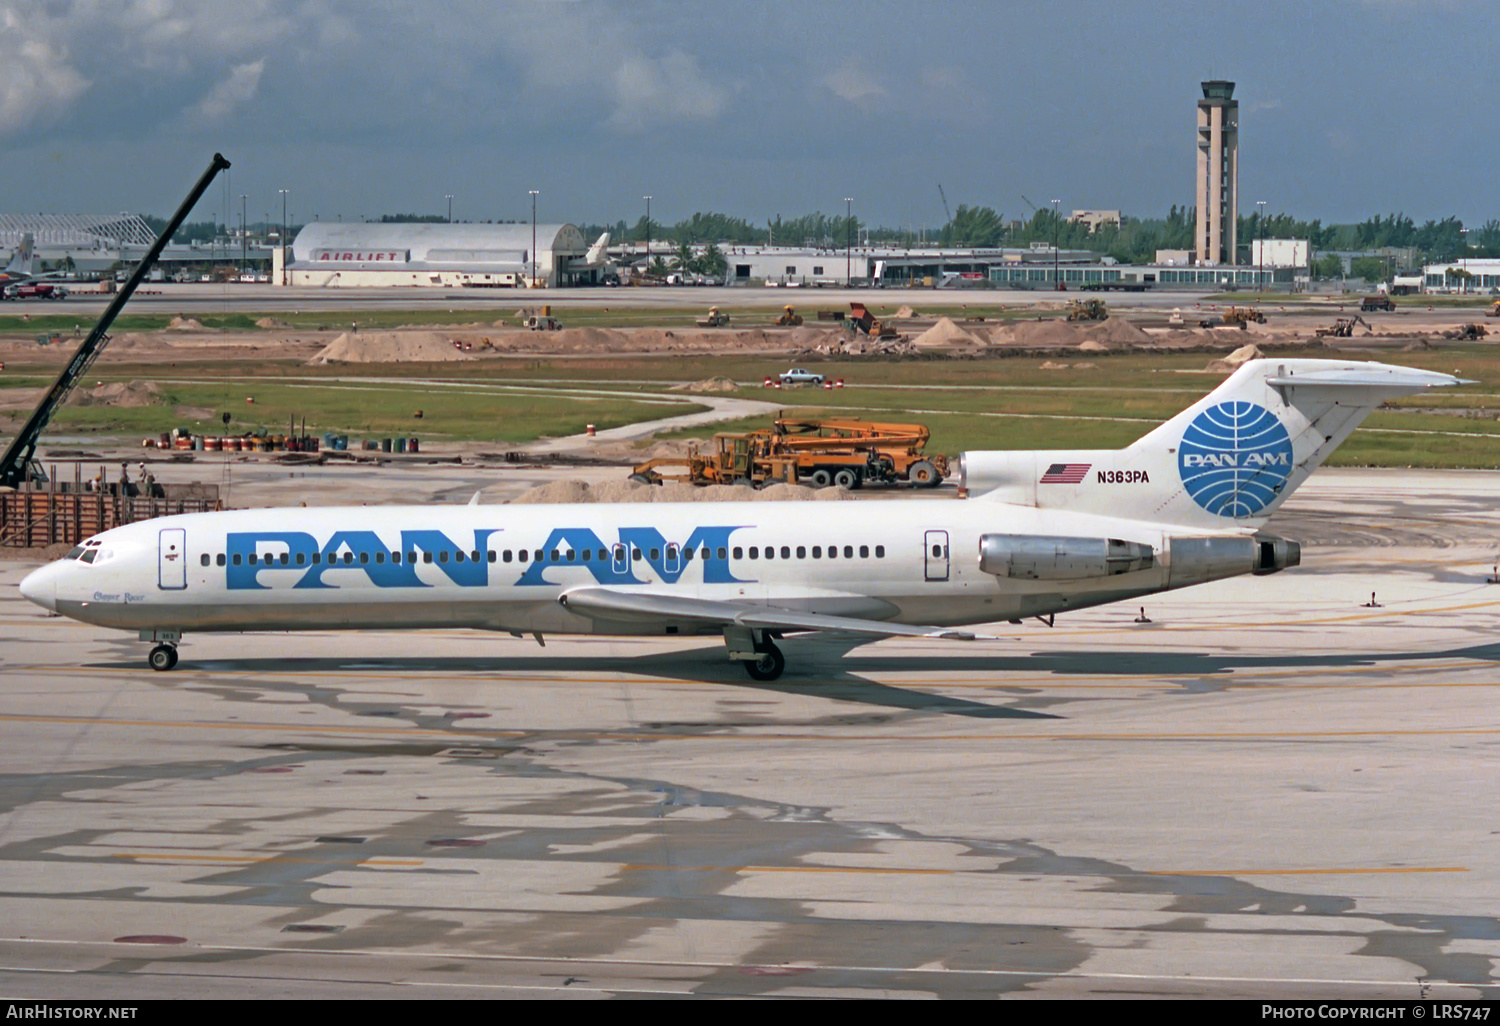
[[280, 222, 599, 288]]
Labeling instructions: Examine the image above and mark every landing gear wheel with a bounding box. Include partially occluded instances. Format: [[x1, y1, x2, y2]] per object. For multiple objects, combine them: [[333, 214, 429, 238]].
[[833, 468, 859, 490], [809, 469, 832, 488], [743, 638, 785, 681], [148, 644, 178, 671]]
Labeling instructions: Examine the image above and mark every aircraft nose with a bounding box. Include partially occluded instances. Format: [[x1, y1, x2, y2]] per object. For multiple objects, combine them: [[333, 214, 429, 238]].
[[19, 563, 59, 612]]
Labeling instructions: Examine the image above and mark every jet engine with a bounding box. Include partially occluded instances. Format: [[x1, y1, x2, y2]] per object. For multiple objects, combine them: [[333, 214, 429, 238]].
[[979, 534, 1155, 581]]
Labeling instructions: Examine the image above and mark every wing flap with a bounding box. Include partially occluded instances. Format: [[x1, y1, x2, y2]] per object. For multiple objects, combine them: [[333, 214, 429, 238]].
[[559, 587, 991, 641]]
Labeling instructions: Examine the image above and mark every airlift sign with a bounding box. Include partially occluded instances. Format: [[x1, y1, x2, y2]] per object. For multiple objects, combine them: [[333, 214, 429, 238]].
[[1178, 401, 1295, 518], [223, 526, 750, 590]]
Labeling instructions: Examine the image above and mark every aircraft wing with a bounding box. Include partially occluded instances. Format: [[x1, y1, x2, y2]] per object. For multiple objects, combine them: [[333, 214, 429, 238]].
[[558, 587, 993, 641]]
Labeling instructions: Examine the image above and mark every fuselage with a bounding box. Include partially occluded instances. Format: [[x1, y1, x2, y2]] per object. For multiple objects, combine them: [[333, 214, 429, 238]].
[[20, 498, 1206, 638]]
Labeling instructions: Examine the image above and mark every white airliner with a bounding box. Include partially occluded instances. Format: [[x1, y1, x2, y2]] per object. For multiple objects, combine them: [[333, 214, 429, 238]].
[[19, 359, 1460, 679]]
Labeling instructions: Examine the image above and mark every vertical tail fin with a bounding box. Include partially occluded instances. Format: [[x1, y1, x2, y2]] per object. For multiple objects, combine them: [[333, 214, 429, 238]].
[[3, 233, 34, 276], [962, 359, 1463, 530]]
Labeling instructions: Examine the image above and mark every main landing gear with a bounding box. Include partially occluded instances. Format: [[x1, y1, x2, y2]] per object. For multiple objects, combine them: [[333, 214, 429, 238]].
[[723, 626, 786, 681], [744, 637, 785, 681], [148, 644, 179, 671]]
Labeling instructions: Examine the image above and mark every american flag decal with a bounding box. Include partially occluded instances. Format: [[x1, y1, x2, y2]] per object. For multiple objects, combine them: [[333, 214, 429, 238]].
[[1040, 463, 1091, 484]]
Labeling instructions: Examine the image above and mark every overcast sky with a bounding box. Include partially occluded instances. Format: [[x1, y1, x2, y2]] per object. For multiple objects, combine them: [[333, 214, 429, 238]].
[[1, 0, 1494, 230]]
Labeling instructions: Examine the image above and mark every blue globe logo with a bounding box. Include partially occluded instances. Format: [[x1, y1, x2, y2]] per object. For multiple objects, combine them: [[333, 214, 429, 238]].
[[1178, 402, 1294, 517]]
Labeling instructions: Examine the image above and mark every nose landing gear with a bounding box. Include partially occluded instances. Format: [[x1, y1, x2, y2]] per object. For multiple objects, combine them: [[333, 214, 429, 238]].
[[148, 644, 179, 671]]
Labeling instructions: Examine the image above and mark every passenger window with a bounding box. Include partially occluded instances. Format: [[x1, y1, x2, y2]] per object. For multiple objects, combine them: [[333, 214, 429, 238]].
[[650, 548, 661, 560], [812, 546, 821, 558], [454, 551, 465, 563], [200, 554, 210, 566], [859, 545, 868, 558], [423, 551, 433, 564], [781, 546, 791, 559], [439, 551, 450, 564], [297, 553, 306, 565], [488, 551, 496, 563], [471, 550, 480, 563], [344, 552, 354, 565], [632, 548, 642, 560], [232, 554, 242, 566], [216, 553, 226, 566], [359, 552, 369, 564], [875, 545, 885, 558], [718, 547, 727, 560], [390, 552, 399, 564], [503, 550, 513, 563], [406, 551, 417, 564], [550, 550, 560, 562], [599, 549, 608, 561], [312, 552, 321, 565], [535, 550, 544, 562], [280, 553, 290, 565], [248, 553, 258, 565], [796, 546, 806, 559]]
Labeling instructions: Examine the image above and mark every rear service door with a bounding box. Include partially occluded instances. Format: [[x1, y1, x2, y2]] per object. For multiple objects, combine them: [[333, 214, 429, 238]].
[[924, 530, 949, 582], [159, 528, 187, 590]]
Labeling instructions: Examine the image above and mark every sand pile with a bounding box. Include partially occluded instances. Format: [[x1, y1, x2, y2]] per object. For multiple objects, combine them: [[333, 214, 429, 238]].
[[307, 331, 474, 364], [893, 305, 918, 319], [1205, 343, 1264, 372], [1082, 317, 1153, 346], [75, 381, 163, 407], [550, 326, 629, 350], [255, 317, 285, 328], [167, 316, 204, 331], [1001, 320, 1090, 347], [1077, 339, 1110, 353], [912, 316, 982, 348], [670, 377, 739, 393]]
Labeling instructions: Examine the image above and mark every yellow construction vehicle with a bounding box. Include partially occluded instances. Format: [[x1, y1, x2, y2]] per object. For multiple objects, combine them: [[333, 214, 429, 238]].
[[1065, 298, 1108, 321], [1221, 306, 1267, 327], [847, 301, 898, 338], [630, 418, 948, 490], [1485, 301, 1500, 318], [696, 306, 730, 327], [773, 305, 803, 326]]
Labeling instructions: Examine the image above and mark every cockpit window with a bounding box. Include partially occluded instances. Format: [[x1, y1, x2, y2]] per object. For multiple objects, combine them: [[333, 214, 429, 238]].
[[79, 549, 97, 564], [65, 547, 85, 560]]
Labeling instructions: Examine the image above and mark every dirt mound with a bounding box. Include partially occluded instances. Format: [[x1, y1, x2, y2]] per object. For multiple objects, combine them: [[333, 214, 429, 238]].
[[1084, 317, 1153, 346], [255, 317, 286, 329], [912, 316, 982, 348], [1205, 343, 1264, 372], [1077, 339, 1110, 353], [307, 331, 474, 364], [670, 377, 739, 393], [1040, 361, 1070, 370], [509, 480, 593, 505], [893, 305, 918, 319], [74, 381, 163, 407], [1005, 319, 1088, 347], [549, 326, 629, 350], [167, 316, 204, 331]]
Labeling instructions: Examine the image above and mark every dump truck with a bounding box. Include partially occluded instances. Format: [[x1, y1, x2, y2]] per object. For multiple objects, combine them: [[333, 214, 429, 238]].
[[1360, 295, 1396, 312], [630, 418, 948, 490], [847, 302, 898, 338]]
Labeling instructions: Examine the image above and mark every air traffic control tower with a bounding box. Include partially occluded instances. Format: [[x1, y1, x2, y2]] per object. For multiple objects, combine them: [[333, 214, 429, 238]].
[[1195, 80, 1238, 267]]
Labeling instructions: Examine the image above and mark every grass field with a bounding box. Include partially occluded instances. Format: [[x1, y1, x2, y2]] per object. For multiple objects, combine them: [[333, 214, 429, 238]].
[[2, 343, 1496, 465]]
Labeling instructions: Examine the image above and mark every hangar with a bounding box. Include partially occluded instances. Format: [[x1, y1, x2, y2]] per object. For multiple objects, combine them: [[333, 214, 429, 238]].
[[280, 222, 603, 288]]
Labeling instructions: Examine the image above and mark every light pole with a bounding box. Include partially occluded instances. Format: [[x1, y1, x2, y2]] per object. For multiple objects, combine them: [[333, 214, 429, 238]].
[[277, 189, 289, 286], [643, 195, 652, 277], [1461, 227, 1471, 293], [1050, 199, 1061, 290], [529, 189, 539, 287], [845, 197, 853, 286], [1256, 200, 1266, 296], [240, 194, 247, 277], [445, 194, 453, 223]]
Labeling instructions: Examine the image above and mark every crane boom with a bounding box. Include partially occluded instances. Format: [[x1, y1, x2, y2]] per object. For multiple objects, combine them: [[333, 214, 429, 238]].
[[0, 153, 231, 489]]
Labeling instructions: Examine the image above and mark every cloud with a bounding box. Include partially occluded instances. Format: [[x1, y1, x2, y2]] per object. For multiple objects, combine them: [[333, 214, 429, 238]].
[[607, 50, 726, 132], [823, 61, 886, 105], [190, 60, 265, 123], [0, 6, 90, 133]]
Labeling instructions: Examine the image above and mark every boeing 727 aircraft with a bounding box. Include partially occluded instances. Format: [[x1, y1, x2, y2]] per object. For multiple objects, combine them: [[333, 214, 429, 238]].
[[18, 359, 1461, 679]]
